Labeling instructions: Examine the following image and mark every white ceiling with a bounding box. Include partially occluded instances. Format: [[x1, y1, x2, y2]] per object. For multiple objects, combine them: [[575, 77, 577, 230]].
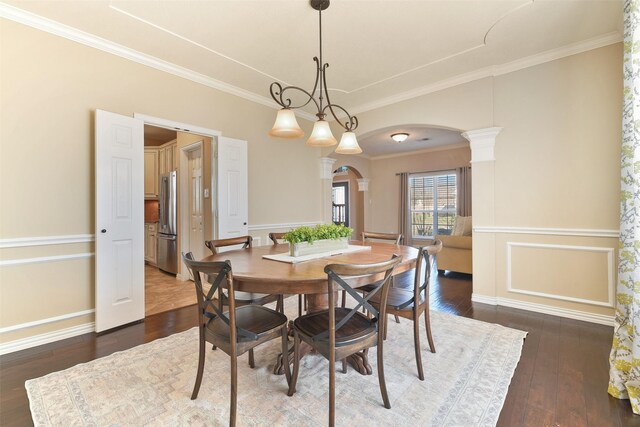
[[2, 0, 623, 155], [359, 125, 468, 158]]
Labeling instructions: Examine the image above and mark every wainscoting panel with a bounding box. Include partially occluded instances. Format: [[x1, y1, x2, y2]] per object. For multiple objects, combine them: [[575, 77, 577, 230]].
[[507, 242, 615, 308]]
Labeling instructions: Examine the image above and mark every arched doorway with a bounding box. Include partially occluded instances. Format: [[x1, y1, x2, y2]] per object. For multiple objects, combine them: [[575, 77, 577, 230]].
[[332, 165, 365, 240]]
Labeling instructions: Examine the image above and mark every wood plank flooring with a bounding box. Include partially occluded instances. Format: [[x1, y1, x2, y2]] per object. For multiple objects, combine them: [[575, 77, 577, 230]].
[[1, 269, 636, 426]]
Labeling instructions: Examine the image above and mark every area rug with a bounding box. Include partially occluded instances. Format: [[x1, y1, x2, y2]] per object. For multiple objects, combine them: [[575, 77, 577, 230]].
[[26, 309, 526, 426]]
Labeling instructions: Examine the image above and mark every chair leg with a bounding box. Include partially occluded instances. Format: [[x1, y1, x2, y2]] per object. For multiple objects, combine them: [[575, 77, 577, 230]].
[[394, 314, 400, 324], [383, 314, 388, 340], [191, 328, 206, 400], [424, 308, 436, 353], [413, 313, 425, 381], [230, 352, 238, 427], [329, 352, 336, 427], [287, 330, 300, 396], [341, 290, 346, 308], [282, 326, 292, 387], [276, 295, 284, 313], [377, 332, 391, 409], [298, 294, 303, 317], [342, 358, 347, 374], [248, 349, 255, 368]]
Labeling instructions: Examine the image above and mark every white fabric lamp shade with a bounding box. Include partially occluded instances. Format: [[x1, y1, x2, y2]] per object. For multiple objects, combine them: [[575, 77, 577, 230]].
[[269, 109, 304, 138], [335, 131, 362, 154], [306, 120, 337, 147]]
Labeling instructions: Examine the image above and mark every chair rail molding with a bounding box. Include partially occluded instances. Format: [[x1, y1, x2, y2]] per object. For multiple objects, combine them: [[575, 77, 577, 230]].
[[473, 226, 620, 238], [0, 234, 95, 248], [462, 127, 503, 163]]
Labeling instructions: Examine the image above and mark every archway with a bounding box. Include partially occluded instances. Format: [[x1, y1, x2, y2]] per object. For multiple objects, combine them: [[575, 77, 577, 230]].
[[331, 165, 365, 240]]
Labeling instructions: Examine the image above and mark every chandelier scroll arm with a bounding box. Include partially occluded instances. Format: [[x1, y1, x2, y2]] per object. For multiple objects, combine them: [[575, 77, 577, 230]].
[[320, 66, 358, 131], [269, 57, 323, 112]]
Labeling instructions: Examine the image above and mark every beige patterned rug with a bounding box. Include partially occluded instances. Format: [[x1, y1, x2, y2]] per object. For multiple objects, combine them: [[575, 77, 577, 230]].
[[26, 309, 526, 426]]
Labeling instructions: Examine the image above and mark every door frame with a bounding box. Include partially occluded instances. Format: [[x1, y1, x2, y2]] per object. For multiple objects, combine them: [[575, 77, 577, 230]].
[[332, 180, 350, 227], [135, 116, 219, 274]]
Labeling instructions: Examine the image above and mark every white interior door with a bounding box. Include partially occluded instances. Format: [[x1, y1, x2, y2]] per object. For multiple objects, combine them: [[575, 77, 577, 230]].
[[188, 147, 205, 260], [95, 109, 144, 333], [217, 137, 248, 239]]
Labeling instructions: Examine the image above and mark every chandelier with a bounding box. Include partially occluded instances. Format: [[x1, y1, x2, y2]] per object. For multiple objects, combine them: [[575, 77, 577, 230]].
[[268, 0, 362, 154]]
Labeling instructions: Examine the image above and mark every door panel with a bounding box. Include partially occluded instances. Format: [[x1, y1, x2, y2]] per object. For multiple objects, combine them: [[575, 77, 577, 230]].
[[188, 147, 204, 261], [217, 137, 248, 239], [95, 109, 144, 333]]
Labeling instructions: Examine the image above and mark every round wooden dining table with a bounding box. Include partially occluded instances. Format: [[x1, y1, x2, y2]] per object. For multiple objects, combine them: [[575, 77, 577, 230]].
[[201, 240, 419, 375]]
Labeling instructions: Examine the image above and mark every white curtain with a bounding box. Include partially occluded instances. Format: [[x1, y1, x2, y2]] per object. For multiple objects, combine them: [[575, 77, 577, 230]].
[[609, 0, 640, 413]]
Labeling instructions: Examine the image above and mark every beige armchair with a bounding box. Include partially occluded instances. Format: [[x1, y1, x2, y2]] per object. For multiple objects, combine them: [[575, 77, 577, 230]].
[[434, 234, 472, 274]]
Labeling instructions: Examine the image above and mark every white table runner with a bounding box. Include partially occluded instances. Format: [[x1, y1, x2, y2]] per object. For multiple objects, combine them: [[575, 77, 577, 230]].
[[262, 245, 371, 264]]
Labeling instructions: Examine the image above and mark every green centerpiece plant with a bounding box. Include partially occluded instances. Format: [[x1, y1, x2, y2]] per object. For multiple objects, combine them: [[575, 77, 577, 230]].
[[284, 224, 353, 257]]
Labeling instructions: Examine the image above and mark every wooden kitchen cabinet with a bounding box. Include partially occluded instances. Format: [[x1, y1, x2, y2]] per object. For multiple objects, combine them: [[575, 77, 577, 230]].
[[158, 139, 178, 175], [144, 149, 159, 199], [144, 223, 158, 266]]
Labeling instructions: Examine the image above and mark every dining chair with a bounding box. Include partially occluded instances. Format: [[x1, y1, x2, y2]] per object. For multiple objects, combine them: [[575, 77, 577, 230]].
[[368, 239, 442, 380], [205, 236, 284, 368], [287, 255, 402, 427], [205, 236, 284, 313], [268, 232, 306, 317], [341, 231, 404, 324], [182, 253, 291, 427]]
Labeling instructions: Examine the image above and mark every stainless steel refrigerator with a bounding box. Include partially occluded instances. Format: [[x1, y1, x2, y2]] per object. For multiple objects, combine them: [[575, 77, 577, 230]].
[[157, 171, 178, 274]]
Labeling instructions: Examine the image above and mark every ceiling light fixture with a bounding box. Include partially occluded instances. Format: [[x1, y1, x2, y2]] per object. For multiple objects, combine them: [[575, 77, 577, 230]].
[[391, 133, 409, 143], [268, 0, 361, 155]]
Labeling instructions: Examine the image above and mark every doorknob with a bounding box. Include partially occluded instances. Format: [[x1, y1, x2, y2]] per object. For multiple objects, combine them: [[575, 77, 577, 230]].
[[243, 222, 247, 225], [101, 229, 107, 233]]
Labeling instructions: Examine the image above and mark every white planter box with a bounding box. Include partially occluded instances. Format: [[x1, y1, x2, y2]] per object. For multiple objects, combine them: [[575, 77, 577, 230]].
[[290, 237, 349, 257]]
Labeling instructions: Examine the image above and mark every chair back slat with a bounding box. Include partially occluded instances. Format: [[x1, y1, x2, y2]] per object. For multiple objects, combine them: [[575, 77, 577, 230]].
[[395, 239, 443, 311], [182, 252, 258, 340], [314, 255, 401, 342], [268, 232, 287, 245], [205, 236, 253, 255], [362, 231, 403, 245]]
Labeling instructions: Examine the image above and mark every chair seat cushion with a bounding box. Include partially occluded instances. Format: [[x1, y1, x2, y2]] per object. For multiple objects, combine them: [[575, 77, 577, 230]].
[[293, 308, 376, 345], [369, 287, 424, 311], [206, 305, 287, 342]]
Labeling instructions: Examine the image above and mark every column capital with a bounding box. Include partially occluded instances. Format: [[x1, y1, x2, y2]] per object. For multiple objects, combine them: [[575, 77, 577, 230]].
[[461, 127, 503, 163], [319, 157, 337, 179], [356, 178, 370, 192]]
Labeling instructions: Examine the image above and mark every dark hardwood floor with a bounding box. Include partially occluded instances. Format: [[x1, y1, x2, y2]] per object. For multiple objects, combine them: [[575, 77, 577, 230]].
[[0, 270, 635, 426]]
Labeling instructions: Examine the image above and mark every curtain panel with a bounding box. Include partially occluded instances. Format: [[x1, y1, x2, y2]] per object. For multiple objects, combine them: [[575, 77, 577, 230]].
[[399, 172, 413, 247], [456, 166, 472, 216], [609, 0, 640, 413]]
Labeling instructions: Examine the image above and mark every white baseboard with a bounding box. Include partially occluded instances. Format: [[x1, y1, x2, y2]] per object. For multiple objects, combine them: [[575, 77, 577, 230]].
[[0, 322, 95, 355], [471, 293, 614, 326]]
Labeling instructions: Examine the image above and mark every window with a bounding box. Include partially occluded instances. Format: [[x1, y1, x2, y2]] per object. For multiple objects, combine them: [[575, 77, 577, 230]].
[[332, 182, 349, 226], [409, 172, 456, 238]]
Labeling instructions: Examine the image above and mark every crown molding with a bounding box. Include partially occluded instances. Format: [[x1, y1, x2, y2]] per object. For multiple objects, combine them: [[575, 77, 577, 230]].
[[350, 31, 622, 116], [0, 3, 316, 122], [369, 142, 469, 161], [2, 3, 620, 123]]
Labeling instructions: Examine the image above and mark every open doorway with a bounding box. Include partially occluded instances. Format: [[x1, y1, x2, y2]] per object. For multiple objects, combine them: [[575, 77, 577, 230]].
[[332, 165, 365, 239]]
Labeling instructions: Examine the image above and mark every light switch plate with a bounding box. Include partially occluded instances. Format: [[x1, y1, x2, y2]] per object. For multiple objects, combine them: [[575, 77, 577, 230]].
[[204, 188, 210, 198]]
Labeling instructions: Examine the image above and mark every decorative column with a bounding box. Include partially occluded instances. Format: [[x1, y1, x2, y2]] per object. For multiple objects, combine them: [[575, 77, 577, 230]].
[[319, 157, 337, 224], [461, 127, 502, 303]]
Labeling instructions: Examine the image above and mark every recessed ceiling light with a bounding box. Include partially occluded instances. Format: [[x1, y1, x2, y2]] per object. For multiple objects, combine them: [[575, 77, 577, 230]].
[[420, 137, 430, 141]]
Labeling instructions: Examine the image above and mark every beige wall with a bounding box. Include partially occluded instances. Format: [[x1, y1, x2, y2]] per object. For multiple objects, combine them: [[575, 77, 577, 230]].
[[0, 17, 622, 350], [0, 19, 322, 345], [353, 43, 621, 323]]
